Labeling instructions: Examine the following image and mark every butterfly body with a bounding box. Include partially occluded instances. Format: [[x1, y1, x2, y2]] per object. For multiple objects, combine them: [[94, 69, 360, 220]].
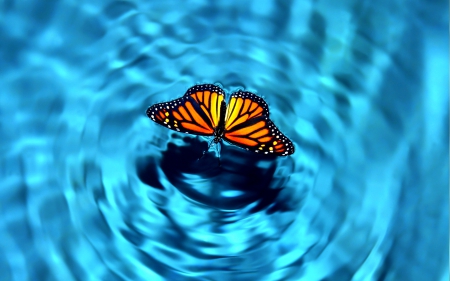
[[212, 100, 227, 144], [147, 84, 294, 156]]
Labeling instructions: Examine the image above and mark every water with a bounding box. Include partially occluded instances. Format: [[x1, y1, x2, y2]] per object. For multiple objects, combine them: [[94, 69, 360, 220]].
[[0, 1, 448, 280]]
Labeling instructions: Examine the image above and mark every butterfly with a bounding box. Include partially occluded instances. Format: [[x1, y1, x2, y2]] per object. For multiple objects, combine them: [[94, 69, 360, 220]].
[[146, 84, 294, 156]]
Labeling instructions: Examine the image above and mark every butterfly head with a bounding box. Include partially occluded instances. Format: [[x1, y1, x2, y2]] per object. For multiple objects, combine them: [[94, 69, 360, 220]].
[[213, 130, 223, 143]]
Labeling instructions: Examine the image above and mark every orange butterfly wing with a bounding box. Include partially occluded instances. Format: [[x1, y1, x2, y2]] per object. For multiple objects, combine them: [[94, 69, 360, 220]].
[[223, 91, 294, 156], [146, 84, 225, 136]]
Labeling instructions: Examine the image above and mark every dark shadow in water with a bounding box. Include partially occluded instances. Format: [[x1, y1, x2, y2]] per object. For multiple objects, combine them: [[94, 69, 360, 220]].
[[137, 134, 293, 212]]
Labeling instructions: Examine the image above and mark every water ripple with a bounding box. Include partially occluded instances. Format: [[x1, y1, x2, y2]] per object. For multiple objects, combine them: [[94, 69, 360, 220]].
[[0, 0, 448, 280]]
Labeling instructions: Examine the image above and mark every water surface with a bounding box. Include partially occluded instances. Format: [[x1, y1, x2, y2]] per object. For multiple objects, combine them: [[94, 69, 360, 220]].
[[0, 1, 448, 280]]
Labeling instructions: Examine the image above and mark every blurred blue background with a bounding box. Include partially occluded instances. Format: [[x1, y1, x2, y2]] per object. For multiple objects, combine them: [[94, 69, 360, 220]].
[[0, 0, 448, 280]]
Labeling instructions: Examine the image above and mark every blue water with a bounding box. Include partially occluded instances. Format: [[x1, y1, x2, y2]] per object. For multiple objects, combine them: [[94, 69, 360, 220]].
[[0, 1, 448, 281]]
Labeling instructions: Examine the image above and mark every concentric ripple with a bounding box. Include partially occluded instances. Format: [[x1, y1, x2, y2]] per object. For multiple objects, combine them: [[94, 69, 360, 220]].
[[0, 1, 448, 281]]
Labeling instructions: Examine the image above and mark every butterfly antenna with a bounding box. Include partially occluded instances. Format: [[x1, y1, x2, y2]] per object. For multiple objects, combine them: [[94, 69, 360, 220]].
[[198, 138, 215, 161], [216, 141, 222, 167]]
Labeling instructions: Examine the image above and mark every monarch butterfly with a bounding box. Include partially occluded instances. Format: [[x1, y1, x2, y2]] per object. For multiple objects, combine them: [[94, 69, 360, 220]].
[[146, 84, 294, 156]]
